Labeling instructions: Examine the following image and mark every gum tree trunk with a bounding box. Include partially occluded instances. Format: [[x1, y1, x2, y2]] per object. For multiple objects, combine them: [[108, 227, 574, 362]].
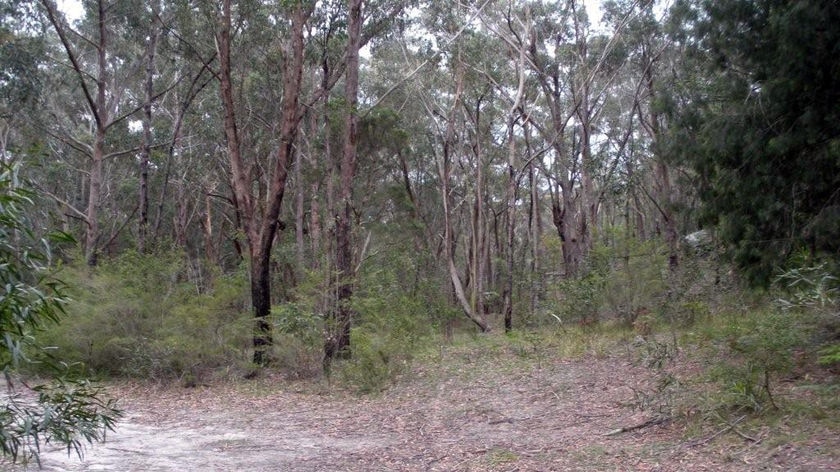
[[324, 0, 363, 369], [216, 0, 310, 366]]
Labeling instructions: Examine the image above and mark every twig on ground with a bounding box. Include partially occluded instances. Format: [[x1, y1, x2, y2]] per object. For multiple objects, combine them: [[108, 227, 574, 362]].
[[604, 416, 670, 436], [488, 418, 514, 425], [686, 414, 757, 447]]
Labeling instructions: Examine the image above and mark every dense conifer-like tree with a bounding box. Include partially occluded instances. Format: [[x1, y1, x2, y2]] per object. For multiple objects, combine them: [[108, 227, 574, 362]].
[[671, 0, 840, 283]]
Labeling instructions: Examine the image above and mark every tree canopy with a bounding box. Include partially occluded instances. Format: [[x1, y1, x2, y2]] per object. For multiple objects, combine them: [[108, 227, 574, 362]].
[[671, 0, 840, 284]]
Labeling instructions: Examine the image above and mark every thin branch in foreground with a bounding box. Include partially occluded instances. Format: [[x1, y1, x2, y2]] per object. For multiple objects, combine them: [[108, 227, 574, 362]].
[[604, 416, 671, 436]]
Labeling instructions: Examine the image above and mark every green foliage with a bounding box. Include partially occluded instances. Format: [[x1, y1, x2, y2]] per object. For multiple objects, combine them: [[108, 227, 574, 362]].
[[774, 263, 838, 314], [670, 0, 840, 285], [542, 234, 674, 329], [774, 264, 840, 368], [710, 309, 806, 412], [39, 252, 252, 381], [336, 298, 430, 393], [0, 164, 118, 464], [334, 257, 437, 393], [817, 344, 840, 367], [269, 303, 322, 380], [625, 258, 839, 426], [596, 237, 669, 326], [0, 6, 46, 117], [1, 379, 118, 463], [336, 327, 398, 394], [551, 274, 604, 326]]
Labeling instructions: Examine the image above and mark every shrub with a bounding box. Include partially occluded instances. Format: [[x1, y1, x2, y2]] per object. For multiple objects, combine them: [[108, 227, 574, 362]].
[[331, 259, 437, 393], [38, 253, 252, 381], [709, 309, 806, 412], [597, 238, 669, 327], [774, 263, 840, 369], [270, 303, 323, 380]]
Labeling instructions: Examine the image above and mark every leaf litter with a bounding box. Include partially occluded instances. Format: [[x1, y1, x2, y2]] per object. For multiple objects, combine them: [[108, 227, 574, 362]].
[[16, 346, 838, 471]]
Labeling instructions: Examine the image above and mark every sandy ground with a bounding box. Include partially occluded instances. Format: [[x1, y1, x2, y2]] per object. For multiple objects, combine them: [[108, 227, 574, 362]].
[[14, 350, 840, 472]]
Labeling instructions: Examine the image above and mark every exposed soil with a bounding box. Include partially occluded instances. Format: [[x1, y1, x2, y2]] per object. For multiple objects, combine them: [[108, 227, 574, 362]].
[[16, 345, 840, 471]]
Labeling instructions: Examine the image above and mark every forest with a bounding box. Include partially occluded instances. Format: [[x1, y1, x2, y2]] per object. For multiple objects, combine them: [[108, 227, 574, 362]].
[[0, 0, 838, 468]]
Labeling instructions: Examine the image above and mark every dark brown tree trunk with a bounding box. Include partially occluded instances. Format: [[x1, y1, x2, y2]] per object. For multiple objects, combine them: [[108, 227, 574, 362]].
[[217, 0, 310, 366], [325, 0, 363, 369], [550, 176, 583, 277], [250, 246, 273, 364], [138, 9, 159, 254]]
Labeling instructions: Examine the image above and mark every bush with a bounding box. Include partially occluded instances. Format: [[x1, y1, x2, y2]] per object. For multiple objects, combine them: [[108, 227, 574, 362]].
[[38, 252, 252, 381], [708, 309, 807, 412], [775, 263, 840, 368], [270, 303, 323, 380], [336, 294, 432, 393], [332, 260, 437, 393]]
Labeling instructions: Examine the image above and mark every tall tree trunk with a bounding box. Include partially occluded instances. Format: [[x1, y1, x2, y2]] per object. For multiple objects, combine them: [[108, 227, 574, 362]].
[[438, 61, 490, 333], [82, 0, 109, 266], [43, 0, 169, 265], [87, 128, 104, 266], [528, 156, 542, 315], [578, 87, 596, 254], [469, 101, 486, 322], [502, 26, 529, 332], [325, 0, 363, 368], [294, 142, 305, 270], [503, 153, 516, 333], [138, 10, 160, 254], [216, 0, 310, 366], [639, 50, 678, 270]]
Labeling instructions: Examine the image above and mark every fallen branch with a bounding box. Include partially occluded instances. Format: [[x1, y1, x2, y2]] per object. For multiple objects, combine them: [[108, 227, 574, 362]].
[[685, 414, 758, 447], [488, 418, 514, 425], [604, 416, 670, 436]]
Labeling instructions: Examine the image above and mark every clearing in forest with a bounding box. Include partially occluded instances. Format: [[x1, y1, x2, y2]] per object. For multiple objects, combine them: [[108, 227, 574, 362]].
[[18, 335, 840, 471]]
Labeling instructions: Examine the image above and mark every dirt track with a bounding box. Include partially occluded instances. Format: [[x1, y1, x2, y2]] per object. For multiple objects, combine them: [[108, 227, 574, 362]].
[[20, 351, 839, 471]]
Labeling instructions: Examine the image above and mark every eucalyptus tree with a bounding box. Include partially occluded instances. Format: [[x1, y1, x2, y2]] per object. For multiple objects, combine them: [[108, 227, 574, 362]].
[[38, 0, 162, 265], [0, 1, 47, 166], [523, 0, 592, 277], [323, 0, 363, 366], [361, 29, 445, 283], [254, 0, 407, 364], [599, 0, 687, 269], [406, 1, 513, 332], [210, 0, 312, 365], [483, 3, 536, 331]]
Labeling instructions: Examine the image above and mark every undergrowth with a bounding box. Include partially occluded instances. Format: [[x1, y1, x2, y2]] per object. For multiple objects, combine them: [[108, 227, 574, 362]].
[[623, 262, 839, 446], [35, 251, 252, 383], [27, 239, 839, 438]]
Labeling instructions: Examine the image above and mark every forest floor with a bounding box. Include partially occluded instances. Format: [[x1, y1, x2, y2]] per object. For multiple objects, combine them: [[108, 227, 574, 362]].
[[18, 333, 840, 471]]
